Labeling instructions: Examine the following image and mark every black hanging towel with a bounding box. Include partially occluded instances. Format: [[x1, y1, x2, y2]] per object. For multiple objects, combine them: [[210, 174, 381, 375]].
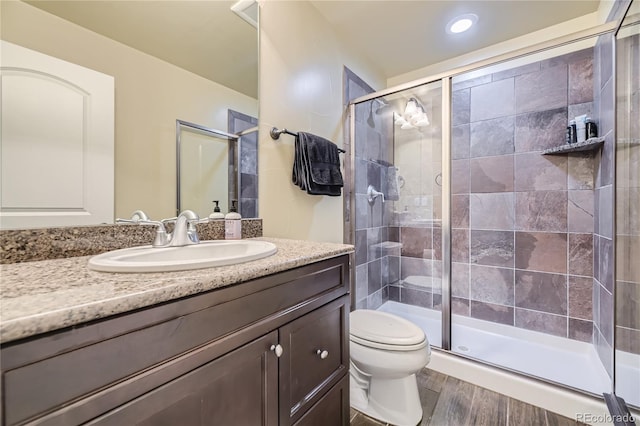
[[292, 132, 343, 196]]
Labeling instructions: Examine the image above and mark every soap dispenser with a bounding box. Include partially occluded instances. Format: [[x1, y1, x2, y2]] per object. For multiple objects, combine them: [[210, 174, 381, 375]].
[[208, 200, 225, 220], [224, 200, 242, 240]]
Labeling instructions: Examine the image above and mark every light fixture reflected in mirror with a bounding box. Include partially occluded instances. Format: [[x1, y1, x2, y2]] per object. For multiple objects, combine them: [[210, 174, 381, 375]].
[[395, 97, 430, 130]]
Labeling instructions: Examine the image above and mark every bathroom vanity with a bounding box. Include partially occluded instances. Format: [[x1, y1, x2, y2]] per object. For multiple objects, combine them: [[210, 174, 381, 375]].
[[0, 238, 353, 426]]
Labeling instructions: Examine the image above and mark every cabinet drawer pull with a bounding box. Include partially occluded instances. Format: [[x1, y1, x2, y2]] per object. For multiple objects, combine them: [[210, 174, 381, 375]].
[[270, 344, 283, 357], [316, 349, 329, 359]]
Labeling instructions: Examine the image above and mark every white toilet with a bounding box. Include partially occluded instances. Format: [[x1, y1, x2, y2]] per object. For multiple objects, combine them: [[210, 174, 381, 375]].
[[349, 309, 431, 426]]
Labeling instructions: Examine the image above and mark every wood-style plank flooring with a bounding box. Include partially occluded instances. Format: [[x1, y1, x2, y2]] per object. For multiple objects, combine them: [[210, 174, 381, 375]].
[[350, 368, 588, 426]]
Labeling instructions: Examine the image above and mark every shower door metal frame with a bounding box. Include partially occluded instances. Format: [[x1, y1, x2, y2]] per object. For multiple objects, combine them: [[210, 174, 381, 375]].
[[440, 77, 452, 350], [612, 0, 638, 409], [346, 19, 619, 390], [347, 102, 357, 311]]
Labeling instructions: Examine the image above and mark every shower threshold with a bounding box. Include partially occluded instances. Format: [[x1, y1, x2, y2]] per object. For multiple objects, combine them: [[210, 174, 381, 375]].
[[378, 301, 612, 397]]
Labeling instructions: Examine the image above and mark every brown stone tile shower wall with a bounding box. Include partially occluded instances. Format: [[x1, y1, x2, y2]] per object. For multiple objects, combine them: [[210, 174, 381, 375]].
[[445, 48, 597, 343]]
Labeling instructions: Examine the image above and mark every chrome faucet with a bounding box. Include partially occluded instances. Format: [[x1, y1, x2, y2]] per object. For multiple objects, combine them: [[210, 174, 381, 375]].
[[117, 209, 207, 247], [164, 210, 204, 247]]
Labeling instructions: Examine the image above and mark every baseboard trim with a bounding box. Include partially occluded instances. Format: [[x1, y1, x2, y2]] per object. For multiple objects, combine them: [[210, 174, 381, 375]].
[[428, 350, 613, 424]]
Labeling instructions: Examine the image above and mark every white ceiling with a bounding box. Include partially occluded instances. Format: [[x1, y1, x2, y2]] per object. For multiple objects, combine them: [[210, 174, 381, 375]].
[[312, 0, 601, 80], [27, 0, 602, 100], [26, 0, 259, 99]]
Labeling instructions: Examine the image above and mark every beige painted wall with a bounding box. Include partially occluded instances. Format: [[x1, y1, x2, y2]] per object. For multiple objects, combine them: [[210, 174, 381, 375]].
[[258, 1, 384, 243], [257, 1, 611, 244], [1, 1, 258, 220]]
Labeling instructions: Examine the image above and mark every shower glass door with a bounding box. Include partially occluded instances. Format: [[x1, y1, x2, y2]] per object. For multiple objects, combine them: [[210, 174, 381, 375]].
[[448, 33, 612, 396], [351, 80, 444, 348]]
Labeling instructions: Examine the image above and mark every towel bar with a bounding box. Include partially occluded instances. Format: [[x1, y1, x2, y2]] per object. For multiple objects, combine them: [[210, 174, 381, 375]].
[[270, 127, 346, 153]]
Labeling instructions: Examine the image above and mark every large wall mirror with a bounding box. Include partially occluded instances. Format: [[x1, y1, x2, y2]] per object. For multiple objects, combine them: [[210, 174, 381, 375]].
[[176, 120, 238, 219], [0, 0, 258, 228]]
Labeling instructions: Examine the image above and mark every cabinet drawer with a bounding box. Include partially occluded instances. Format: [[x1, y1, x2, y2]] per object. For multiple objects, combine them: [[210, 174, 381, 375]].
[[279, 296, 349, 424]]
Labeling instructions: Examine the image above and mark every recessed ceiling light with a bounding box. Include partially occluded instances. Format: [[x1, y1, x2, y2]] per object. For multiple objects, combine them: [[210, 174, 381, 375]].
[[446, 13, 478, 34]]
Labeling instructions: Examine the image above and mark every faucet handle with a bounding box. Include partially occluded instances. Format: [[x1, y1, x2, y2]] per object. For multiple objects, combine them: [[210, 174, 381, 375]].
[[137, 220, 169, 247], [115, 219, 169, 247], [190, 217, 210, 225], [116, 210, 150, 223], [163, 216, 208, 226], [163, 210, 203, 224], [144, 222, 170, 247]]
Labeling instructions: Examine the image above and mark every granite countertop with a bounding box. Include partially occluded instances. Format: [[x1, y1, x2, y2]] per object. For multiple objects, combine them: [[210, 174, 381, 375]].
[[0, 238, 354, 344]]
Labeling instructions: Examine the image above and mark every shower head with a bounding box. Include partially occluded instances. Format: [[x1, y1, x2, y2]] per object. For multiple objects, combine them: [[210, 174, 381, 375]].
[[373, 98, 391, 114], [367, 98, 391, 127], [367, 102, 375, 126]]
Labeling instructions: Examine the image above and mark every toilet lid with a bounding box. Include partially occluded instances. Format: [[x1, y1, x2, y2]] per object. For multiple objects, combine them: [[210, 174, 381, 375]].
[[350, 310, 426, 348]]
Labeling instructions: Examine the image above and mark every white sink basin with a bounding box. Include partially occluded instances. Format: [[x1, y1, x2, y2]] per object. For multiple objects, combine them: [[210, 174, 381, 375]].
[[88, 240, 278, 273]]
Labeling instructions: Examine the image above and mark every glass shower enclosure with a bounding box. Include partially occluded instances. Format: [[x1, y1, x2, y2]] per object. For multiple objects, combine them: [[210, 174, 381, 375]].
[[347, 7, 638, 407], [348, 80, 445, 348]]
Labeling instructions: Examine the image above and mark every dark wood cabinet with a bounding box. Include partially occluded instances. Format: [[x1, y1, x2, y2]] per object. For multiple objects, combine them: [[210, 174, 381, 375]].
[[88, 331, 280, 426], [1, 255, 350, 426], [279, 297, 349, 425]]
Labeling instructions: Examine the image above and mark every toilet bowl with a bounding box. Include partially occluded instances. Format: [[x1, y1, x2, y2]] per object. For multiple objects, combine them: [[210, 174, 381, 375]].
[[349, 309, 431, 426]]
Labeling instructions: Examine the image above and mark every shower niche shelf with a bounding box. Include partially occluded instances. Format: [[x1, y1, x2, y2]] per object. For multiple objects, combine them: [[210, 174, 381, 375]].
[[542, 137, 605, 155]]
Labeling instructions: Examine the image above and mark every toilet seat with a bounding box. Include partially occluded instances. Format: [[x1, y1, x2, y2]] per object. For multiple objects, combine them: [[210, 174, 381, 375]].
[[350, 310, 427, 351]]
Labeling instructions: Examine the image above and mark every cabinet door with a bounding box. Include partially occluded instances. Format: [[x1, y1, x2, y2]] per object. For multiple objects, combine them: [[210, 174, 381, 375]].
[[279, 296, 349, 425], [293, 375, 349, 426], [87, 332, 279, 426]]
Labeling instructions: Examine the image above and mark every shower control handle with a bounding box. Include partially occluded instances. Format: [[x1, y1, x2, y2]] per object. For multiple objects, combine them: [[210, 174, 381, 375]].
[[367, 185, 385, 204], [316, 349, 329, 359], [270, 344, 283, 357]]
